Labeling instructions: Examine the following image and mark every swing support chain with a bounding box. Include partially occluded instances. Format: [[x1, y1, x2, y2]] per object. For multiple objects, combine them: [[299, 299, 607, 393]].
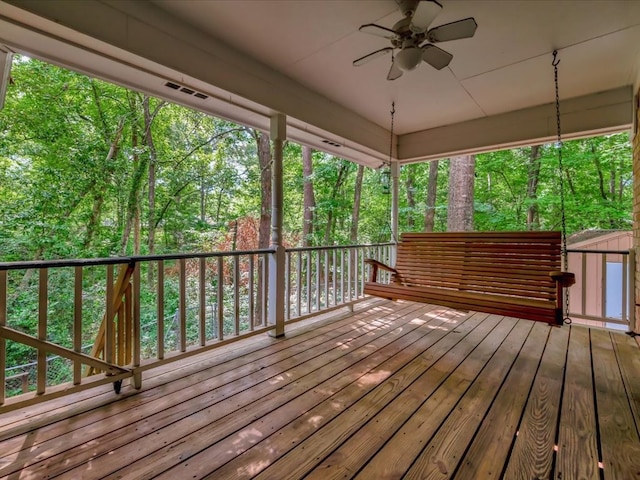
[[553, 50, 571, 324]]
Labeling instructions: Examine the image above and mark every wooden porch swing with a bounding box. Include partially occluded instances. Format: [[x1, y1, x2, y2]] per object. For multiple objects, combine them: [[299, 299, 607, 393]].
[[364, 52, 575, 325]]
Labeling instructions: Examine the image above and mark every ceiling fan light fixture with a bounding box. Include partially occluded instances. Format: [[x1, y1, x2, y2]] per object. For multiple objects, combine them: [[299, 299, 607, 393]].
[[396, 46, 423, 71]]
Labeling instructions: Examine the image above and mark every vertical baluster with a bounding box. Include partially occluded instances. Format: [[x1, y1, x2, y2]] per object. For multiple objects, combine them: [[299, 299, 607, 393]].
[[262, 254, 268, 326], [0, 270, 7, 403], [285, 252, 291, 321], [581, 253, 587, 316], [234, 255, 240, 335], [179, 259, 187, 352], [347, 248, 353, 302], [332, 249, 337, 307], [124, 284, 132, 365], [157, 260, 164, 360], [629, 249, 636, 332], [199, 257, 206, 346], [73, 267, 82, 385], [117, 303, 124, 366], [105, 265, 114, 369], [601, 253, 607, 319], [248, 255, 255, 331], [354, 248, 360, 299], [360, 247, 366, 297], [340, 249, 345, 305], [306, 252, 312, 314], [324, 250, 329, 309], [296, 253, 302, 317], [132, 262, 142, 389], [622, 253, 628, 323], [37, 268, 48, 394], [315, 250, 321, 312], [217, 256, 224, 340]]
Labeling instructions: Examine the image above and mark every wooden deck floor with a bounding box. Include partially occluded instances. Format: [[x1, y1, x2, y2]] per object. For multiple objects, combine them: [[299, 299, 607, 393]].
[[2, 300, 640, 479]]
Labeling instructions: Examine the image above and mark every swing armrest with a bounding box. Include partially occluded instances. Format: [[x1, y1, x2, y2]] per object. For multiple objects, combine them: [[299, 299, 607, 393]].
[[550, 271, 576, 287], [364, 259, 399, 283]]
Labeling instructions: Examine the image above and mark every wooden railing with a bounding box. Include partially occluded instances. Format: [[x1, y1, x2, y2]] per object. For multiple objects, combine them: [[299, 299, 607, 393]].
[[566, 248, 635, 330], [0, 249, 274, 411], [0, 243, 391, 411], [285, 243, 393, 322]]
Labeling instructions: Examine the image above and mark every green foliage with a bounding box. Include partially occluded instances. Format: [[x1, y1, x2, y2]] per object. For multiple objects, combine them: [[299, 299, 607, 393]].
[[0, 56, 633, 382]]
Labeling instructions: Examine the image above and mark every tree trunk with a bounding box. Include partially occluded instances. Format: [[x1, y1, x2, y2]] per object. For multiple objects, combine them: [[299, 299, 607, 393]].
[[302, 146, 316, 247], [447, 155, 475, 232], [592, 142, 608, 200], [143, 97, 165, 284], [424, 160, 439, 232], [257, 131, 272, 249], [526, 145, 542, 230], [324, 161, 350, 245], [255, 130, 271, 325], [405, 164, 416, 229], [120, 124, 146, 255], [350, 164, 364, 242], [84, 117, 125, 249]]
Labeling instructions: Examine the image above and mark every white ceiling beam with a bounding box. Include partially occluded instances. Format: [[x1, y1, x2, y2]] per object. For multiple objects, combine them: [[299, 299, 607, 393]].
[[398, 86, 633, 163]]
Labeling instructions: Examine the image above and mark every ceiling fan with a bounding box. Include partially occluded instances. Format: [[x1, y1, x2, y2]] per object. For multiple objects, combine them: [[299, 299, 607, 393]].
[[353, 0, 477, 80]]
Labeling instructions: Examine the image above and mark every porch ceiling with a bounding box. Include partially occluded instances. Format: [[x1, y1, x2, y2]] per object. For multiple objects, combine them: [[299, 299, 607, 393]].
[[1, 0, 639, 166]]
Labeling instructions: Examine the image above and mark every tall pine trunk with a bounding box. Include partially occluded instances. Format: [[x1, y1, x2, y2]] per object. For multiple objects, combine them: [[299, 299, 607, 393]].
[[447, 155, 475, 231], [350, 164, 364, 242], [255, 130, 271, 325], [424, 160, 439, 232], [526, 145, 542, 230], [324, 161, 350, 245], [302, 146, 316, 247], [405, 164, 416, 229], [143, 97, 165, 284]]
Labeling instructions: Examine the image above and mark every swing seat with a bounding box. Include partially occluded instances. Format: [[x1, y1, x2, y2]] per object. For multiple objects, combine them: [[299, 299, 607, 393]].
[[364, 231, 575, 325]]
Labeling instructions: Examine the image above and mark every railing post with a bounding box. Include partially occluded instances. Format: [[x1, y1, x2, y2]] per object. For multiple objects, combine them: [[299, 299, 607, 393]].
[[131, 261, 142, 389], [0, 270, 6, 404], [629, 248, 637, 333], [268, 113, 286, 338]]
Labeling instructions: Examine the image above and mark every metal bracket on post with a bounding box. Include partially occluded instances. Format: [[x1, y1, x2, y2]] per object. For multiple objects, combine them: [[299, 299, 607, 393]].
[[269, 113, 286, 338]]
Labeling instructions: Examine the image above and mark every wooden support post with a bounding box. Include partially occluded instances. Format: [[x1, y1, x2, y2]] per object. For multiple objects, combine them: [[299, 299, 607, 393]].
[[269, 113, 286, 338]]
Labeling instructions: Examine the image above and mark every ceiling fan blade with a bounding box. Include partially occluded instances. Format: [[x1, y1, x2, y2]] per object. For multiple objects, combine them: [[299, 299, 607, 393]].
[[427, 18, 477, 43], [359, 23, 398, 39], [410, 0, 442, 33], [422, 44, 453, 70], [387, 60, 403, 81], [353, 47, 394, 67]]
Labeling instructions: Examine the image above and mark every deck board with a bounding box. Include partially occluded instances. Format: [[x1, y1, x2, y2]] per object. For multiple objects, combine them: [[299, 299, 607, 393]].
[[503, 324, 569, 479], [1, 300, 640, 479], [555, 326, 599, 480], [591, 329, 640, 479]]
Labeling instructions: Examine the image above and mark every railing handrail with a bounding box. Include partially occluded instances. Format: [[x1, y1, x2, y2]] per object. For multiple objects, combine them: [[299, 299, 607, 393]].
[[0, 248, 277, 271], [285, 242, 393, 253], [566, 248, 629, 255]]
